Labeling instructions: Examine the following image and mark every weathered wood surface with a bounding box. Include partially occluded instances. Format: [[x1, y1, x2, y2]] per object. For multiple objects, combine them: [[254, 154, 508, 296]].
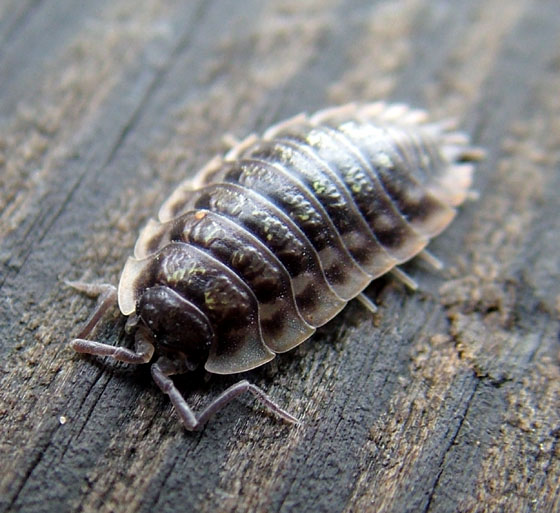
[[1, 1, 559, 512]]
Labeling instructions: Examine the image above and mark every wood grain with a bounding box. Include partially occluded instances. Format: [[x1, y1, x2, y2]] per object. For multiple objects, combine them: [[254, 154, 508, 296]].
[[1, 1, 559, 512]]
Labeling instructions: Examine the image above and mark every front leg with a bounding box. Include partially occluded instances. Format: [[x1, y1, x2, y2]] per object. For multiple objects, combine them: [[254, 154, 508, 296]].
[[72, 329, 154, 365], [68, 280, 154, 365], [151, 357, 300, 431], [66, 281, 118, 339]]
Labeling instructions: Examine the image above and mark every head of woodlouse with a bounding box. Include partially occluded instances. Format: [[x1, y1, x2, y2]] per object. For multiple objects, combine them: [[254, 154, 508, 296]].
[[136, 285, 214, 365]]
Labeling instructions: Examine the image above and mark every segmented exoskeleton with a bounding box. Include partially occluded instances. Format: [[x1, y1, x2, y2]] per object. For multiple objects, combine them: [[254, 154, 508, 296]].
[[69, 102, 483, 430]]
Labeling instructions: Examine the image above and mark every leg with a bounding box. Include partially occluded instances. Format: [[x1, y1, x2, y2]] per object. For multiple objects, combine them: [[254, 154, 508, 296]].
[[417, 249, 444, 271], [72, 327, 154, 365], [66, 281, 117, 339], [224, 133, 259, 160], [69, 280, 154, 364], [359, 252, 443, 310], [309, 103, 359, 124], [262, 113, 307, 140], [390, 267, 419, 290], [355, 293, 378, 314], [151, 357, 300, 431]]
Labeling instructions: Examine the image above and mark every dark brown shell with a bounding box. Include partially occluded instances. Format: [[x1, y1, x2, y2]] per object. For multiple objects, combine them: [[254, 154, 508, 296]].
[[118, 102, 480, 375]]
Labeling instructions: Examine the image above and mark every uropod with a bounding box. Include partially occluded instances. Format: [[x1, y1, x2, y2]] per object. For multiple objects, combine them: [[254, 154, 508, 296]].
[[69, 102, 483, 431]]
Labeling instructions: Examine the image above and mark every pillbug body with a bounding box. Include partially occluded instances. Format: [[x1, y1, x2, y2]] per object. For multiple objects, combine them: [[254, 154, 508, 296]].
[[70, 102, 483, 430]]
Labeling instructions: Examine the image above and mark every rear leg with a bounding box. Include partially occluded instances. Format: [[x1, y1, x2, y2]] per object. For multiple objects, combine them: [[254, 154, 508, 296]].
[[390, 248, 446, 291], [355, 293, 378, 314], [417, 249, 444, 271], [151, 357, 300, 431], [357, 248, 446, 315], [390, 267, 419, 290]]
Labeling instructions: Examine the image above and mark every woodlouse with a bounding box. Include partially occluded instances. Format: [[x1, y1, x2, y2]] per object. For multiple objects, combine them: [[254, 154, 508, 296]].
[[69, 102, 483, 431]]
